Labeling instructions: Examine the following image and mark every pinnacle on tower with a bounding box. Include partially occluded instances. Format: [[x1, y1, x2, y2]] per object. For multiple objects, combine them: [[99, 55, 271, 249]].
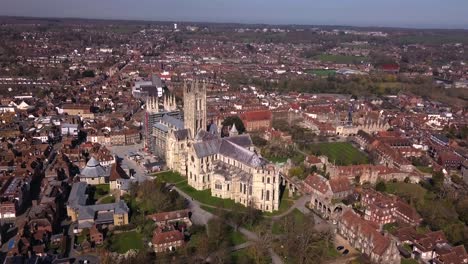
[[229, 123, 239, 137]]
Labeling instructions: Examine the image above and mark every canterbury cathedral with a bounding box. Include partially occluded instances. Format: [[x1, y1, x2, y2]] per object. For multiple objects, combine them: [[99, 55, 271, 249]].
[[146, 80, 280, 212]]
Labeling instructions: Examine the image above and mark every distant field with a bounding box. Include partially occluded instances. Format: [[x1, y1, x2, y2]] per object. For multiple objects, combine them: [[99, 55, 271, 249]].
[[306, 69, 336, 76], [307, 142, 369, 165], [313, 54, 367, 64]]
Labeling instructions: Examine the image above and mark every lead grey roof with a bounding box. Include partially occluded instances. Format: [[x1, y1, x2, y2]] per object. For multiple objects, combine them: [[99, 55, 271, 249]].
[[153, 122, 169, 133], [224, 134, 253, 148], [195, 130, 218, 141], [67, 182, 88, 208], [219, 140, 264, 167], [80, 158, 109, 178], [193, 139, 221, 158], [162, 114, 184, 130], [192, 134, 263, 168]]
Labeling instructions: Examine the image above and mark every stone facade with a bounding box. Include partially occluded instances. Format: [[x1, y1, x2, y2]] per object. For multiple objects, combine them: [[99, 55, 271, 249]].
[[164, 80, 280, 212]]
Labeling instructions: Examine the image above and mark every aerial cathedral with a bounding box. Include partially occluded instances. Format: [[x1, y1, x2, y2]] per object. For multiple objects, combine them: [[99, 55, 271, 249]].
[[162, 80, 280, 212]]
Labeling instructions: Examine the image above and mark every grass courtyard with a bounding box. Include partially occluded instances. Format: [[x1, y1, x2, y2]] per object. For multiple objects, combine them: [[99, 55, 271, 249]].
[[306, 142, 369, 166], [93, 184, 110, 201], [109, 231, 144, 254], [385, 182, 427, 202]]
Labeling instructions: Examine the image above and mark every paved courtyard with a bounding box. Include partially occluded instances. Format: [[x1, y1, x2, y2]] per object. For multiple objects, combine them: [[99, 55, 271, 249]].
[[108, 143, 152, 183]]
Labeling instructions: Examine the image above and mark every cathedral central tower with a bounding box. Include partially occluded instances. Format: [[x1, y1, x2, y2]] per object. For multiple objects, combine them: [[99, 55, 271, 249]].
[[183, 80, 207, 138]]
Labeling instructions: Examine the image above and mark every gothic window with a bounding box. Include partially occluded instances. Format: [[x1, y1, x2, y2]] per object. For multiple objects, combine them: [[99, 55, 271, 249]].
[[267, 177, 270, 184], [261, 190, 263, 199], [191, 155, 194, 162], [249, 186, 252, 195], [215, 183, 222, 190], [227, 184, 230, 191], [239, 183, 242, 191], [266, 190, 270, 201], [273, 190, 275, 200]]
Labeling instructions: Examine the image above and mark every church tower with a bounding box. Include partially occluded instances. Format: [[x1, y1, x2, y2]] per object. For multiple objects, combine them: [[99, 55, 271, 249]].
[[183, 80, 207, 138]]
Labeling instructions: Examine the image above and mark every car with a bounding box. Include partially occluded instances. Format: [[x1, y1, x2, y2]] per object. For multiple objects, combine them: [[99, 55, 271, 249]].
[[342, 249, 349, 255], [336, 246, 344, 251]]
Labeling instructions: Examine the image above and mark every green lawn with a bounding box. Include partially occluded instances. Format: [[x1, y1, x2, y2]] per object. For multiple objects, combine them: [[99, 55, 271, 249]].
[[272, 209, 305, 234], [307, 142, 369, 165], [76, 229, 89, 245], [99, 195, 115, 204], [231, 248, 259, 263], [383, 222, 399, 233], [401, 258, 419, 264], [94, 184, 110, 200], [313, 54, 367, 64], [266, 156, 289, 163], [385, 182, 427, 202], [416, 166, 433, 174], [229, 229, 247, 246], [155, 171, 186, 183], [109, 231, 144, 254], [177, 181, 246, 210]]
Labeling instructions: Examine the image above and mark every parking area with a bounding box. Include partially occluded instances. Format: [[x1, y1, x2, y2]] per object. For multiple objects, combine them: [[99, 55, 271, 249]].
[[334, 233, 358, 256]]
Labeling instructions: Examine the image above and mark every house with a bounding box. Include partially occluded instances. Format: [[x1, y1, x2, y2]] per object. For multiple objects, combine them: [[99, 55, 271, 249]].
[[337, 209, 400, 264], [61, 104, 94, 119], [148, 209, 191, 227], [412, 231, 448, 262], [304, 174, 353, 219], [67, 182, 129, 230], [303, 155, 324, 170], [61, 123, 79, 136], [108, 163, 131, 194], [240, 110, 272, 132], [433, 245, 468, 264], [152, 228, 185, 253], [437, 151, 463, 171], [361, 189, 421, 227], [89, 225, 103, 245], [0, 202, 16, 219], [462, 160, 468, 184]]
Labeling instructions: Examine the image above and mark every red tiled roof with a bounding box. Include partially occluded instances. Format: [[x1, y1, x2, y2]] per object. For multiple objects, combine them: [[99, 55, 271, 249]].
[[148, 209, 190, 223], [240, 110, 272, 122], [152, 229, 184, 245]]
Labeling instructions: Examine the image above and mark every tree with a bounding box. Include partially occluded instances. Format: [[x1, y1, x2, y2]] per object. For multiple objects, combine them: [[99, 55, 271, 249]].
[[82, 70, 96, 78], [376, 181, 387, 192], [221, 116, 246, 136]]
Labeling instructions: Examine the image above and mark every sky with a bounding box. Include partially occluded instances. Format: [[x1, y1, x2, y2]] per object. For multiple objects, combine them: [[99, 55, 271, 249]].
[[1, 0, 468, 29]]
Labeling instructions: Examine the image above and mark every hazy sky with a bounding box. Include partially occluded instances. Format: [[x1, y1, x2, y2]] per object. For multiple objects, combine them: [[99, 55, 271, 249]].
[[2, 0, 468, 29]]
